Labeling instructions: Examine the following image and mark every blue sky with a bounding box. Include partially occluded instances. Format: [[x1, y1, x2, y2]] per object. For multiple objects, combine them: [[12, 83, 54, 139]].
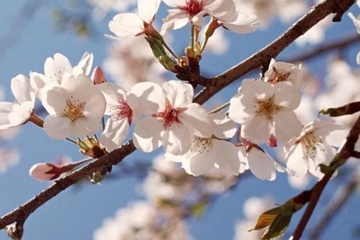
[[0, 1, 360, 240]]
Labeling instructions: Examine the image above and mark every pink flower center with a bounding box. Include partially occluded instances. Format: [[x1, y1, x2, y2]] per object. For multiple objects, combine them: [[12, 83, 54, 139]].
[[179, 0, 204, 16], [110, 100, 133, 124], [154, 100, 180, 129]]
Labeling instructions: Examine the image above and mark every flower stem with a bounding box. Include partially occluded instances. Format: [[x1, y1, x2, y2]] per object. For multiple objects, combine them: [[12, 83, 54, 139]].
[[28, 112, 44, 128], [209, 102, 230, 114]]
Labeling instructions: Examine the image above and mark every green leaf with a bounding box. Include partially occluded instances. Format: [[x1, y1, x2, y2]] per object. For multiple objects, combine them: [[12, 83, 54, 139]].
[[261, 213, 292, 240], [251, 207, 282, 231]]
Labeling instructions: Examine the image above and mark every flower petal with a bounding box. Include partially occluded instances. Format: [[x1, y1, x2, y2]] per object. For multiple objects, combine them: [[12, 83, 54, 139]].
[[109, 13, 145, 37], [247, 148, 277, 180], [133, 117, 162, 152], [162, 122, 192, 155], [163, 81, 194, 107], [11, 74, 35, 105], [285, 143, 309, 178], [100, 118, 129, 151], [138, 0, 161, 23], [179, 103, 213, 138], [241, 114, 271, 144], [273, 81, 301, 110], [274, 110, 302, 142], [44, 115, 72, 139]]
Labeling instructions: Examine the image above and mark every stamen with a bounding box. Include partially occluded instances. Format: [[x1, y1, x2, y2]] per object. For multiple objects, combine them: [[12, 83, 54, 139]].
[[255, 97, 280, 120], [110, 100, 133, 124], [299, 132, 324, 160], [190, 136, 212, 154], [63, 97, 85, 121]]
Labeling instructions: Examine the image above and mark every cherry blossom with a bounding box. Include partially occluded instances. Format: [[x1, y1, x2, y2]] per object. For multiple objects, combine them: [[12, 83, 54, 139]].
[[30, 52, 94, 95], [42, 74, 106, 139], [97, 82, 133, 151], [228, 79, 302, 144], [107, 0, 161, 38], [126, 80, 213, 155], [264, 58, 302, 86], [0, 75, 36, 130], [284, 119, 348, 179], [166, 112, 242, 176], [161, 0, 237, 32]]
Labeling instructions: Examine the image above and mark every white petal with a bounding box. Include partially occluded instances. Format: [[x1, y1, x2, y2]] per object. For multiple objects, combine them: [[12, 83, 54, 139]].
[[138, 0, 161, 23], [212, 139, 240, 174], [0, 102, 13, 129], [127, 82, 164, 114], [44, 115, 72, 139], [182, 151, 214, 176], [179, 103, 213, 138], [274, 110, 302, 143], [73, 52, 94, 76], [100, 118, 129, 151], [71, 117, 100, 137], [273, 81, 301, 109], [247, 148, 277, 180], [11, 74, 35, 105], [61, 74, 94, 102], [41, 86, 68, 115], [163, 80, 194, 107], [228, 93, 255, 124], [162, 0, 186, 7], [223, 14, 259, 34], [162, 122, 192, 155], [357, 51, 360, 65], [109, 13, 145, 37], [162, 9, 190, 32], [96, 82, 126, 114], [44, 53, 72, 83], [133, 117, 162, 152], [211, 112, 237, 139], [242, 114, 271, 144], [241, 79, 274, 101], [8, 102, 33, 127], [285, 143, 309, 178], [83, 88, 106, 120]]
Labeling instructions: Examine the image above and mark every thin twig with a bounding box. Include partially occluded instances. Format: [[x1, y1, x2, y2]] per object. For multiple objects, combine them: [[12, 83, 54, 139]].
[[309, 170, 360, 240], [285, 33, 360, 63], [292, 115, 360, 240]]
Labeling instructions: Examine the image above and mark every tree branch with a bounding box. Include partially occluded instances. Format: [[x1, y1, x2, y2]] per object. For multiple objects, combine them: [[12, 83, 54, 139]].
[[194, 0, 356, 105], [309, 170, 360, 240], [0, 141, 136, 230], [292, 115, 360, 240], [285, 33, 360, 63], [0, 0, 356, 237]]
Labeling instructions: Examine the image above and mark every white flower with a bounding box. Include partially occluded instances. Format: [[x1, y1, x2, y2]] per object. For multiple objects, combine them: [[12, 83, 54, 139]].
[[161, 0, 237, 32], [30, 52, 94, 94], [228, 79, 302, 144], [42, 74, 106, 139], [264, 58, 302, 86], [127, 80, 213, 155], [0, 74, 35, 130], [107, 0, 161, 38], [97, 83, 133, 151], [167, 112, 242, 176], [284, 119, 348, 178]]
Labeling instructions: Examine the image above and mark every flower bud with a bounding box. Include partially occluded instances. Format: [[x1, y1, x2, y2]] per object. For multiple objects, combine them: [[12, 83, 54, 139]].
[[7, 222, 24, 240], [267, 134, 277, 147], [91, 66, 106, 84]]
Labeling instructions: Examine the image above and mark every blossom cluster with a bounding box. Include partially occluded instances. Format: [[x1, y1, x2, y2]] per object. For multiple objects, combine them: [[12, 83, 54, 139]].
[[0, 0, 353, 185]]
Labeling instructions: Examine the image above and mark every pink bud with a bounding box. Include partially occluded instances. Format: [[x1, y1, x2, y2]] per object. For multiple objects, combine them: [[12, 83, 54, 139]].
[[91, 66, 106, 84], [29, 163, 73, 181], [267, 134, 277, 147]]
